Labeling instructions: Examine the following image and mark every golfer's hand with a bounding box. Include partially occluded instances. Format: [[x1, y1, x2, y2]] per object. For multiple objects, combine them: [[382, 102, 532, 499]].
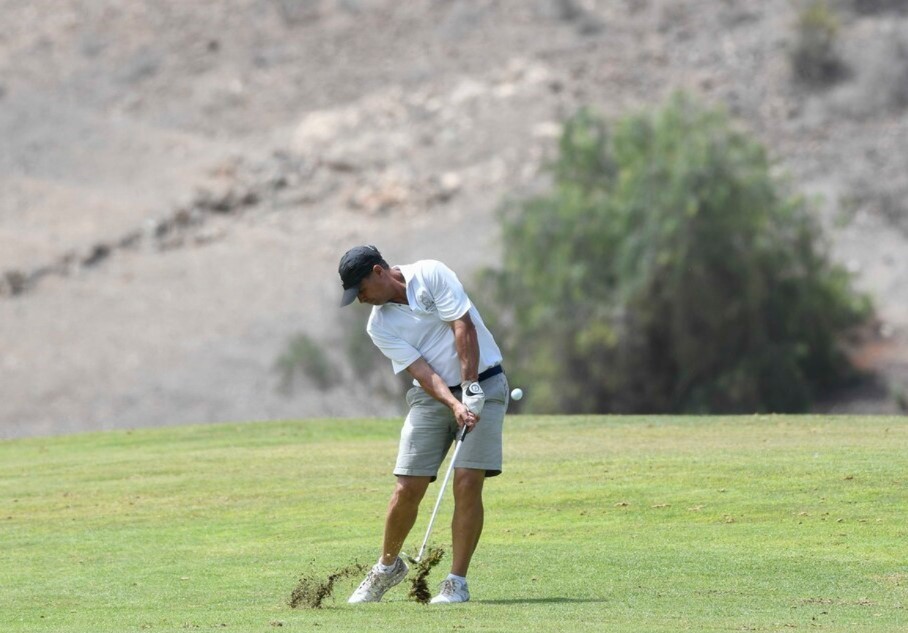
[[461, 380, 485, 416], [454, 403, 478, 431]]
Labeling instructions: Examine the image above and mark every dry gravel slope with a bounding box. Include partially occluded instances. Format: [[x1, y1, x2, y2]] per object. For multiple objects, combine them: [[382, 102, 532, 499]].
[[1, 0, 906, 438]]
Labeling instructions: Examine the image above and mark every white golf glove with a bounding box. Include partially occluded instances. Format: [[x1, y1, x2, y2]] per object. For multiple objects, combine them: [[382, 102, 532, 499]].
[[461, 380, 485, 416]]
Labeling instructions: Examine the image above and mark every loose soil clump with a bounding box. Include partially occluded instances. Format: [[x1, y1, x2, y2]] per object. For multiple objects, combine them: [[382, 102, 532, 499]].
[[407, 546, 445, 605], [289, 562, 368, 609], [288, 546, 445, 608]]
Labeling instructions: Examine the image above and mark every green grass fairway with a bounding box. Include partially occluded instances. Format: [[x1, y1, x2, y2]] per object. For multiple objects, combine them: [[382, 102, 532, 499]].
[[2, 416, 906, 632]]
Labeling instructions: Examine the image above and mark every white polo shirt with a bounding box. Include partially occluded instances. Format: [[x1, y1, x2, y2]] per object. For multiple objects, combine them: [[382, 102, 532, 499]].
[[366, 260, 503, 386]]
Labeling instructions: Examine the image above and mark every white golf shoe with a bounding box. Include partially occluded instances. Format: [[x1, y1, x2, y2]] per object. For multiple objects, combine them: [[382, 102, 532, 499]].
[[430, 577, 470, 604], [347, 557, 408, 603]]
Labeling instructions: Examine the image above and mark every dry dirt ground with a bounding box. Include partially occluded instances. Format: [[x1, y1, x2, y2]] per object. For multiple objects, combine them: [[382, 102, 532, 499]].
[[2, 0, 906, 438]]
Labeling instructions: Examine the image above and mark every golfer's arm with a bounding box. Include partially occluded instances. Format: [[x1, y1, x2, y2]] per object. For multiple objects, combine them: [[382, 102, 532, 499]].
[[406, 358, 461, 411], [451, 312, 479, 384]]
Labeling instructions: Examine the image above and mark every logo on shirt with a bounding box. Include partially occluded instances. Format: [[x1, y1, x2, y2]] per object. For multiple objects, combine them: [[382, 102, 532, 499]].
[[417, 289, 435, 312]]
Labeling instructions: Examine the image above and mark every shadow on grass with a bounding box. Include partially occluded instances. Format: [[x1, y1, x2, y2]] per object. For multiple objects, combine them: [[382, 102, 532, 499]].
[[479, 598, 607, 605]]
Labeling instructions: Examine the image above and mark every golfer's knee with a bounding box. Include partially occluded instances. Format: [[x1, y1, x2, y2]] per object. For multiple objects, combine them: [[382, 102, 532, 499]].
[[392, 476, 429, 506], [453, 469, 485, 500]]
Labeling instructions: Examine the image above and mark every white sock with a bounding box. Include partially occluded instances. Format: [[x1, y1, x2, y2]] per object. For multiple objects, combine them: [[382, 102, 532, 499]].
[[446, 573, 467, 585], [377, 559, 396, 573]]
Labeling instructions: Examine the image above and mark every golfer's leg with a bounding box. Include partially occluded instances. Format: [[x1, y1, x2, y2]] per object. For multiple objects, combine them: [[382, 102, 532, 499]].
[[381, 475, 431, 566], [450, 468, 486, 576]]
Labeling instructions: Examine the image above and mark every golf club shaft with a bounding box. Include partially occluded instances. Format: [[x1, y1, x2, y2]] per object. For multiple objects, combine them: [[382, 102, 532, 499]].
[[416, 425, 469, 562]]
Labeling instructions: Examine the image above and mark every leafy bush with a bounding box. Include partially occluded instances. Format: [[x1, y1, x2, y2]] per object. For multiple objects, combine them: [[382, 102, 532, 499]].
[[274, 333, 337, 393], [485, 93, 871, 414], [341, 307, 411, 401], [790, 1, 848, 87]]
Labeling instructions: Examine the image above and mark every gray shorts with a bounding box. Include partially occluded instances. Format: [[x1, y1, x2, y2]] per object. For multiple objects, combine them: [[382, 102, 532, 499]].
[[394, 372, 509, 480]]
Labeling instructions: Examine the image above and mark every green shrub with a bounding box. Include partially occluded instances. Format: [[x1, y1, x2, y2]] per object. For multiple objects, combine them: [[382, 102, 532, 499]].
[[341, 308, 412, 402], [790, 1, 847, 87], [274, 333, 337, 393], [485, 93, 871, 414]]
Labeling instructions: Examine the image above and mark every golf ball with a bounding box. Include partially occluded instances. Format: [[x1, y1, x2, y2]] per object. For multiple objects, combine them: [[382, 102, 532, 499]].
[[510, 388, 524, 401]]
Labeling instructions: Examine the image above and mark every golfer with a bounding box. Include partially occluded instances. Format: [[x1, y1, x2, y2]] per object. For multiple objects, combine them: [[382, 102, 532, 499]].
[[338, 245, 508, 604]]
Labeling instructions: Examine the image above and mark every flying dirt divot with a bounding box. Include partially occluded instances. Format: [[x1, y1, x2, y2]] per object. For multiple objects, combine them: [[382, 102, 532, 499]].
[[289, 562, 368, 609], [288, 546, 446, 608], [407, 546, 445, 605]]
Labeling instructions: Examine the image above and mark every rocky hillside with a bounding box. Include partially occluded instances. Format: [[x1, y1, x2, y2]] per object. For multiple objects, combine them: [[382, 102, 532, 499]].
[[2, 0, 906, 438]]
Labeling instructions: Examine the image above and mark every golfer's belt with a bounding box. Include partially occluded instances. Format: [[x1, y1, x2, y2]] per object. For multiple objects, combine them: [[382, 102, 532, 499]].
[[448, 364, 504, 394]]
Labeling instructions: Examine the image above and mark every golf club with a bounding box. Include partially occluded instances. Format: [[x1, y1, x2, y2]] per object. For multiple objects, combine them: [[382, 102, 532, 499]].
[[407, 424, 470, 564]]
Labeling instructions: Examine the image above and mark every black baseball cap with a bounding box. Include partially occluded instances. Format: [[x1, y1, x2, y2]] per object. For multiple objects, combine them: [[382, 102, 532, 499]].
[[338, 245, 386, 306]]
